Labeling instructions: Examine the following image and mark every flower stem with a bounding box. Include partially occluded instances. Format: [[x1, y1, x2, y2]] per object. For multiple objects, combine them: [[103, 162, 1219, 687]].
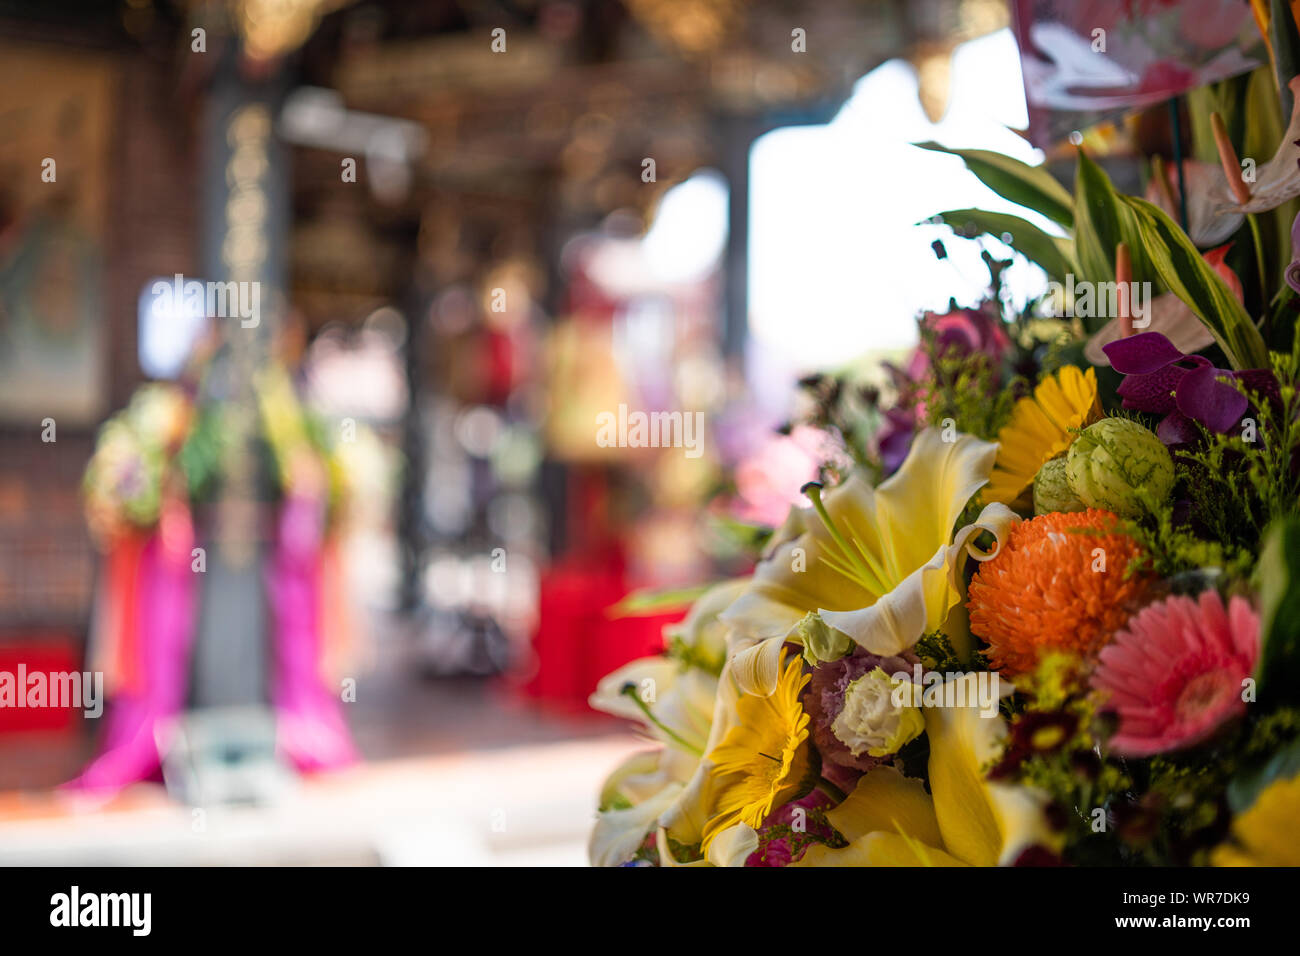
[[815, 776, 848, 804], [1247, 212, 1268, 307], [619, 684, 704, 757]]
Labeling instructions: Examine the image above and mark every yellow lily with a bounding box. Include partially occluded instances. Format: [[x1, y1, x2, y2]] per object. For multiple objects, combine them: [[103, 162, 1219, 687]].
[[590, 772, 684, 868], [655, 823, 758, 867], [588, 579, 747, 865], [658, 624, 771, 848], [794, 674, 1059, 866], [719, 428, 1016, 694]]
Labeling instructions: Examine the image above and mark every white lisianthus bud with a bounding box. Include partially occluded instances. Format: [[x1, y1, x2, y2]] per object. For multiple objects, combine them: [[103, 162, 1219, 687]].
[[793, 611, 852, 666], [831, 667, 924, 758]]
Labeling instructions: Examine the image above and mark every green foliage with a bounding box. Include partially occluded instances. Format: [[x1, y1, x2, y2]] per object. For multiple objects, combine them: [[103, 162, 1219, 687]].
[[750, 807, 847, 865], [1177, 353, 1300, 555], [1009, 682, 1134, 864], [913, 142, 1075, 228], [1013, 701, 1300, 865], [607, 583, 713, 619], [1074, 150, 1156, 301], [1119, 195, 1269, 370], [1228, 724, 1300, 813], [706, 514, 774, 562], [1190, 66, 1285, 167], [914, 629, 987, 673], [1120, 491, 1253, 582], [915, 333, 1020, 443], [1271, 0, 1300, 119], [666, 633, 725, 678], [1255, 518, 1300, 706], [928, 208, 1075, 281], [787, 371, 885, 483], [177, 405, 225, 502]]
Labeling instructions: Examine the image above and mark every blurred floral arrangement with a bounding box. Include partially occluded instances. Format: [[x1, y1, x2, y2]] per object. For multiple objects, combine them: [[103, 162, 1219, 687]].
[[83, 367, 361, 546], [589, 46, 1300, 867], [75, 361, 378, 793]]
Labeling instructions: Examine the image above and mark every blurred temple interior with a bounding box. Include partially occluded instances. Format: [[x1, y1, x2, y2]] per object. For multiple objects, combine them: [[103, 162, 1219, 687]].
[[0, 0, 1025, 864]]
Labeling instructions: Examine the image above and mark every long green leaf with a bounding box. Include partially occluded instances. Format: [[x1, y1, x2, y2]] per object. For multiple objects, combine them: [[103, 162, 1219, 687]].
[[1073, 149, 1155, 289], [1272, 0, 1300, 120], [928, 208, 1075, 280], [606, 583, 713, 619], [1120, 194, 1270, 369], [914, 142, 1074, 228], [1254, 517, 1300, 706], [1228, 737, 1300, 813]]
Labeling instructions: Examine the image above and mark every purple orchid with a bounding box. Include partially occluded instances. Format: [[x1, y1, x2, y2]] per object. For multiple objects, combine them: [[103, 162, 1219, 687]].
[[1102, 331, 1276, 444], [876, 407, 916, 476], [1286, 209, 1300, 295]]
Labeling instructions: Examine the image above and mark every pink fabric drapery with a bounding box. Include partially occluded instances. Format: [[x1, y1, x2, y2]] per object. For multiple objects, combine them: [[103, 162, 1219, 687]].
[[67, 493, 357, 795]]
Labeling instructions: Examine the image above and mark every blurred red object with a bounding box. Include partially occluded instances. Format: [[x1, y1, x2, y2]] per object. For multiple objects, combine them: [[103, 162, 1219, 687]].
[[522, 560, 683, 713], [521, 464, 687, 711], [0, 638, 82, 735]]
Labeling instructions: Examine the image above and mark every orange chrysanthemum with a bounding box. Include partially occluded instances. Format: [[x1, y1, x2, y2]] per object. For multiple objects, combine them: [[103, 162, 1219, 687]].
[[967, 509, 1151, 678]]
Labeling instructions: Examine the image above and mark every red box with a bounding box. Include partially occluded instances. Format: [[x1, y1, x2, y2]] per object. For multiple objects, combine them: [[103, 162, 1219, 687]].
[[0, 638, 83, 734]]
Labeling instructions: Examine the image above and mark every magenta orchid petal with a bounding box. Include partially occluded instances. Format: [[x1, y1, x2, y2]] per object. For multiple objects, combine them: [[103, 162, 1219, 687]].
[[1116, 365, 1186, 415], [1288, 210, 1300, 295], [1175, 364, 1249, 433], [1154, 410, 1200, 445], [1102, 331, 1186, 374], [1235, 368, 1283, 406]]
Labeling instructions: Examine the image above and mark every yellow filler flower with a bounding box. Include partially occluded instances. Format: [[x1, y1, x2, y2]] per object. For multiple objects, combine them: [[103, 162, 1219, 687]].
[[985, 365, 1100, 508]]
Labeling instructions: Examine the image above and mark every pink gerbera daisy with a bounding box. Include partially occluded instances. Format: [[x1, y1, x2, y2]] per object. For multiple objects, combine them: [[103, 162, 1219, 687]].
[[1091, 591, 1259, 757]]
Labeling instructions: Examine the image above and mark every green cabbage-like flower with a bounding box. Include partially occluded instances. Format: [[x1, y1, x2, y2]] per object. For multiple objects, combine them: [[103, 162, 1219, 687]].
[[1065, 417, 1174, 518], [1032, 456, 1085, 515]]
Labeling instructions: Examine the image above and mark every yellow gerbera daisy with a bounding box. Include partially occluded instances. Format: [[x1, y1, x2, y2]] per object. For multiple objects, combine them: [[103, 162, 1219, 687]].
[[701, 654, 812, 849], [984, 365, 1100, 507], [1212, 772, 1300, 866]]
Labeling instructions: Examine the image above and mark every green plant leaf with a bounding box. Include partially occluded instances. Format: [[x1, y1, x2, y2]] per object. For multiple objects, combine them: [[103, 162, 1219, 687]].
[[1227, 736, 1300, 814], [1119, 194, 1270, 369], [1271, 0, 1300, 120], [1073, 149, 1155, 288], [707, 513, 773, 557], [914, 142, 1074, 228], [606, 583, 712, 619], [928, 208, 1075, 280], [1254, 517, 1300, 706]]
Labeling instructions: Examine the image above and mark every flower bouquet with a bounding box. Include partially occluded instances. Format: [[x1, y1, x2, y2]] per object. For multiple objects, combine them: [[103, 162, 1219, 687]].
[[589, 59, 1300, 867]]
